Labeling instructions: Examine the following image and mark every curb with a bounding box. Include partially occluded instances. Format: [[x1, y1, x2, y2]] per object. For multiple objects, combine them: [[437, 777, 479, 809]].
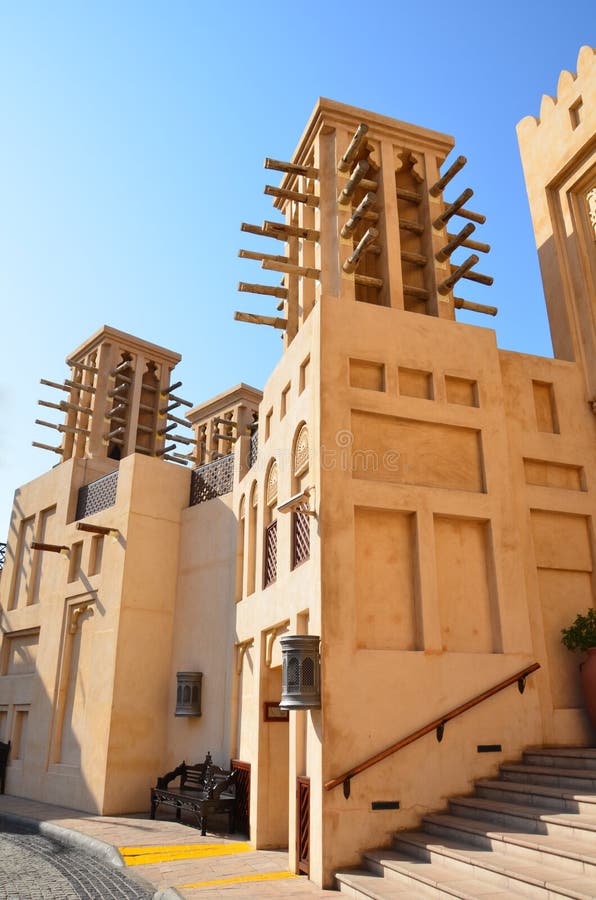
[[0, 810, 168, 897]]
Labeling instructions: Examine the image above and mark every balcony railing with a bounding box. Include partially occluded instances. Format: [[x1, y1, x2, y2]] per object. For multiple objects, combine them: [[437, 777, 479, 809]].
[[0, 542, 6, 573], [76, 471, 119, 520], [190, 454, 234, 506]]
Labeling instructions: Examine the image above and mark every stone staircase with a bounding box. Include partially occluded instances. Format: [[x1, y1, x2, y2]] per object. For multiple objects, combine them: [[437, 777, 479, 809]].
[[335, 747, 596, 898]]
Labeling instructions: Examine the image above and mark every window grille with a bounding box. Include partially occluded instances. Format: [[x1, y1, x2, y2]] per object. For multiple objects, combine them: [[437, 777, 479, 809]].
[[76, 471, 119, 520], [293, 508, 310, 567], [264, 520, 278, 587]]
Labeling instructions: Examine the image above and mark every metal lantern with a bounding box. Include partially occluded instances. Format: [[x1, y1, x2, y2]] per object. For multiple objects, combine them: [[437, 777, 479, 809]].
[[280, 635, 321, 709], [175, 671, 203, 717]]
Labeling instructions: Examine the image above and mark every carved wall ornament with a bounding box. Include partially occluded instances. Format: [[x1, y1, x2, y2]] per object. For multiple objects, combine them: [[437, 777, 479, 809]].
[[294, 425, 310, 476], [266, 461, 278, 507], [587, 186, 596, 241]]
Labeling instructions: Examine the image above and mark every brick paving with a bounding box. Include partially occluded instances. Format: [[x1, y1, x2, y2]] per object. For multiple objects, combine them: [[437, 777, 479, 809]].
[[0, 795, 337, 897], [0, 820, 152, 900]]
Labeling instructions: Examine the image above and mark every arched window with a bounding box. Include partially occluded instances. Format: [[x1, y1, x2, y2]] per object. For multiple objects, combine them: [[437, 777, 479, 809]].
[[263, 460, 278, 587], [247, 482, 258, 596], [292, 424, 310, 568]]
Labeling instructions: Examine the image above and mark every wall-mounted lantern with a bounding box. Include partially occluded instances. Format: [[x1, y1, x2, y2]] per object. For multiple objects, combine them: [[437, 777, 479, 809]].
[[175, 671, 203, 717], [280, 636, 321, 709]]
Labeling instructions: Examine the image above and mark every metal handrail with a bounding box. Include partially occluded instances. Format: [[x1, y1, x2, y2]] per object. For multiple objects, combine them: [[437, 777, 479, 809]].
[[324, 661, 540, 796]]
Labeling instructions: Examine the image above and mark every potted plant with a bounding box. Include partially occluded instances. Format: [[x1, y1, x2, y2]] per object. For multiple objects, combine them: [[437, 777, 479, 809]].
[[561, 608, 596, 729]]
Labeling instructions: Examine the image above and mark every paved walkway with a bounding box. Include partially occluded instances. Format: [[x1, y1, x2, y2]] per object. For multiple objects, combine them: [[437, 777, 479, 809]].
[[0, 795, 337, 898]]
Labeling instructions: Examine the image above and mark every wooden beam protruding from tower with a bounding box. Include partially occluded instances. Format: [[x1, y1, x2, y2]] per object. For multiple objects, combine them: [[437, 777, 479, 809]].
[[238, 281, 288, 300], [446, 231, 490, 254], [338, 160, 370, 205], [432, 188, 474, 229], [340, 193, 378, 237], [264, 185, 319, 207], [261, 260, 320, 280], [429, 155, 467, 197], [343, 228, 379, 274], [435, 223, 476, 262], [338, 123, 369, 173], [438, 254, 479, 294], [264, 158, 319, 179], [234, 311, 287, 330], [454, 297, 498, 316]]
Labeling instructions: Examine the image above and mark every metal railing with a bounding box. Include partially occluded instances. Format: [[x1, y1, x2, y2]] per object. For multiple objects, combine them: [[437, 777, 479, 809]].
[[0, 542, 6, 573], [325, 662, 541, 797], [76, 471, 119, 520], [189, 454, 234, 505]]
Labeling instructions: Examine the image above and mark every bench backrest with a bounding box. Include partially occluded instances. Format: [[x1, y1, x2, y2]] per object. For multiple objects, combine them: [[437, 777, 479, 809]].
[[180, 762, 210, 792]]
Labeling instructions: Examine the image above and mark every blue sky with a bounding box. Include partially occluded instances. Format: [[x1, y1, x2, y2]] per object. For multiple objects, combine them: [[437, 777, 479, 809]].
[[0, 1, 594, 531]]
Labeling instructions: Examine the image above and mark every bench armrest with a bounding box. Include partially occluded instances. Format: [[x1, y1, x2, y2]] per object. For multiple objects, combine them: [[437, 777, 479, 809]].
[[155, 762, 185, 789]]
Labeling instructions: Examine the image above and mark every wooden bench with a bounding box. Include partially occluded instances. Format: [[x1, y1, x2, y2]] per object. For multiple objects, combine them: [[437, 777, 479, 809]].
[[150, 753, 237, 836]]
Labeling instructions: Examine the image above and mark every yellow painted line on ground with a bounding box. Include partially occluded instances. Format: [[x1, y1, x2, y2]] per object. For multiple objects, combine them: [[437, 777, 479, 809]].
[[119, 842, 252, 866], [177, 870, 298, 888]]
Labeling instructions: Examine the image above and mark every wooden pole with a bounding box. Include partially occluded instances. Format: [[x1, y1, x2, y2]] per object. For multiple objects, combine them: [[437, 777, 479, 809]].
[[76, 522, 119, 537], [234, 311, 287, 330], [156, 444, 176, 457], [342, 228, 379, 274], [447, 232, 490, 254], [164, 454, 189, 466], [459, 268, 493, 286], [67, 360, 98, 374], [160, 381, 183, 396], [338, 160, 370, 205], [40, 378, 70, 393], [432, 188, 474, 229], [213, 417, 238, 427], [429, 155, 467, 197], [167, 393, 192, 408], [435, 223, 476, 262], [456, 207, 486, 225], [171, 433, 197, 446], [439, 254, 479, 294], [264, 158, 319, 179], [400, 250, 427, 266], [403, 284, 429, 301], [110, 358, 133, 375], [396, 187, 422, 204], [399, 218, 424, 235], [31, 540, 69, 554], [32, 441, 64, 454], [262, 259, 320, 279], [38, 399, 92, 415], [103, 426, 125, 441], [454, 297, 498, 316], [338, 123, 369, 172], [264, 185, 319, 207], [354, 274, 384, 289], [35, 419, 89, 435], [157, 423, 177, 436], [262, 221, 320, 241], [340, 192, 377, 237], [239, 249, 288, 264], [165, 412, 191, 428], [238, 281, 288, 299], [108, 383, 129, 398], [241, 223, 270, 238], [64, 378, 96, 393]]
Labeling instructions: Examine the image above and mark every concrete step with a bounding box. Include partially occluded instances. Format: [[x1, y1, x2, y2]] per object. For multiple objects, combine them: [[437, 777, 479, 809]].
[[476, 777, 596, 814], [388, 831, 596, 899], [501, 763, 596, 791], [354, 848, 529, 899], [335, 867, 431, 898], [422, 812, 596, 878], [449, 794, 596, 840], [523, 748, 596, 771]]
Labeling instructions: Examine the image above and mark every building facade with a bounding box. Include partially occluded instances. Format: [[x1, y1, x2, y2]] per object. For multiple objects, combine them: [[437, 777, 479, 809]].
[[0, 47, 595, 888]]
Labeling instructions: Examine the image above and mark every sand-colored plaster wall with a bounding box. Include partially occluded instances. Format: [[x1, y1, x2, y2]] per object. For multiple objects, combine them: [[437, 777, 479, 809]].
[[165, 492, 237, 770], [317, 299, 547, 884], [102, 453, 190, 814], [0, 456, 129, 812]]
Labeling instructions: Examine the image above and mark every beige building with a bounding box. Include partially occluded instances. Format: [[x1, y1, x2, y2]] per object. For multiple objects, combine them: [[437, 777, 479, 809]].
[[0, 47, 594, 890]]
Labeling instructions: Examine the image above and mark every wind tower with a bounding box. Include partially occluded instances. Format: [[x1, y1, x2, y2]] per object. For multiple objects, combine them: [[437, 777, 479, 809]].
[[235, 98, 495, 341], [33, 325, 194, 466]]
